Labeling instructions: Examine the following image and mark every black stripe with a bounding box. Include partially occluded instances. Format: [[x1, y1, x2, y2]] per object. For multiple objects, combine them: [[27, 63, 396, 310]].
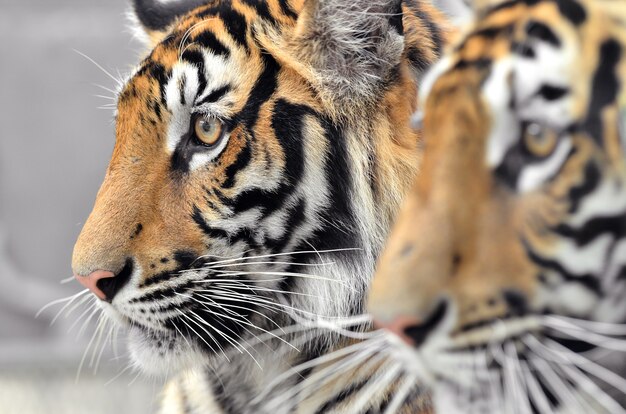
[[278, 0, 298, 19], [410, 3, 443, 57], [196, 85, 232, 105], [222, 138, 252, 188], [567, 161, 601, 214], [136, 62, 171, 104], [552, 215, 626, 247], [237, 53, 280, 129], [228, 101, 309, 215], [231, 186, 290, 214], [536, 84, 569, 101], [511, 41, 536, 58], [192, 205, 230, 239], [456, 25, 513, 52], [313, 379, 370, 414], [179, 74, 187, 106], [265, 198, 307, 253], [305, 118, 360, 256], [581, 39, 621, 143], [240, 0, 276, 25], [453, 58, 492, 71], [272, 99, 307, 184], [555, 0, 586, 26], [525, 20, 561, 47], [220, 7, 249, 52], [193, 30, 230, 57], [181, 49, 208, 94], [523, 239, 602, 294]]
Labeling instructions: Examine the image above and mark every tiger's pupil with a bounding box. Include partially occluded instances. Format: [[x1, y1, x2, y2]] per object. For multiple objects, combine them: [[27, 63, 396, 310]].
[[524, 122, 557, 157], [194, 118, 222, 146]]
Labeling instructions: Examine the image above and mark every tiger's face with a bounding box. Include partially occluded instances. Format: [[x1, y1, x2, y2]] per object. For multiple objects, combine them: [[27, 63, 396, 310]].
[[369, 0, 626, 411], [71, 0, 441, 376]]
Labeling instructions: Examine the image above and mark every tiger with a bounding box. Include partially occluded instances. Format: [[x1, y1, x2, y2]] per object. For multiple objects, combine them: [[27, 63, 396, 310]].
[[70, 0, 454, 412], [365, 0, 626, 412]]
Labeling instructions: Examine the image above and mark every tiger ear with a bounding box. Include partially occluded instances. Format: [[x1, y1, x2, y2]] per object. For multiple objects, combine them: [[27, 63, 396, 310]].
[[129, 0, 210, 48], [263, 0, 405, 117]]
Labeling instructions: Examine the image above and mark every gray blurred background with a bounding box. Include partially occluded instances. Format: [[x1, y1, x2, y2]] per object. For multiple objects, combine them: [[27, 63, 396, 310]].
[[0, 0, 467, 413]]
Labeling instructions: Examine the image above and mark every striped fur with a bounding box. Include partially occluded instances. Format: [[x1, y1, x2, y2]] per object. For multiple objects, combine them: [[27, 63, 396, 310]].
[[71, 0, 453, 412], [368, 0, 626, 412]]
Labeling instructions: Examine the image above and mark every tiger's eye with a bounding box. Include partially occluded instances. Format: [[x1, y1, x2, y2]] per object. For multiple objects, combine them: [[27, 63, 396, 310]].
[[194, 117, 223, 146], [524, 122, 558, 157]]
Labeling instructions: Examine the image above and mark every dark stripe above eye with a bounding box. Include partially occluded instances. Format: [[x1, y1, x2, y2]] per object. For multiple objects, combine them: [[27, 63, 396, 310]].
[[181, 49, 207, 94], [555, 0, 586, 26], [536, 84, 569, 101], [525, 20, 561, 47], [196, 85, 232, 105], [193, 31, 230, 57]]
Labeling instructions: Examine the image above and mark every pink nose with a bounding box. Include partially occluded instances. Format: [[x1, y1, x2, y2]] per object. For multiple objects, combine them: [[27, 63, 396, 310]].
[[74, 270, 115, 301], [374, 316, 422, 346]]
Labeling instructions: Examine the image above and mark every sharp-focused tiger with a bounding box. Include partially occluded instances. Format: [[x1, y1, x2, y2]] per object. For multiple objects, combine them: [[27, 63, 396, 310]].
[[70, 0, 453, 412], [368, 0, 626, 412]]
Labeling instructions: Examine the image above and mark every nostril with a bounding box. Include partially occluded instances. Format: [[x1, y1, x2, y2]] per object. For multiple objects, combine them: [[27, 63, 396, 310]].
[[96, 259, 133, 302], [404, 299, 449, 347]]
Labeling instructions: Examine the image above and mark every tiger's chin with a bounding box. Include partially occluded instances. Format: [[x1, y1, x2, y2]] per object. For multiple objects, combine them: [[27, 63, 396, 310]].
[[127, 326, 209, 377]]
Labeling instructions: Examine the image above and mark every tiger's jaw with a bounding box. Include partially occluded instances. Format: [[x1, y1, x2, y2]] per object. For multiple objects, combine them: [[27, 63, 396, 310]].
[[127, 321, 208, 376]]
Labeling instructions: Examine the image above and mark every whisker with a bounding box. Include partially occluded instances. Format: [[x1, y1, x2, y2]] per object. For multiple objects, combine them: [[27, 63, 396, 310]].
[[255, 337, 386, 405], [349, 360, 403, 413], [520, 361, 553, 414], [104, 363, 135, 387], [175, 310, 223, 359], [77, 300, 101, 338], [76, 309, 104, 383], [193, 248, 361, 269], [544, 315, 626, 336], [382, 374, 416, 414], [538, 337, 626, 397], [74, 49, 123, 88], [60, 275, 75, 284], [210, 269, 356, 290], [557, 357, 626, 414], [528, 356, 585, 413], [68, 299, 98, 334], [543, 317, 626, 352], [35, 288, 89, 319]]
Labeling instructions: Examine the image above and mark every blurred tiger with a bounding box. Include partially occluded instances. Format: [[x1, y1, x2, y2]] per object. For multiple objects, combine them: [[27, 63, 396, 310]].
[[70, 0, 454, 412], [365, 0, 626, 412]]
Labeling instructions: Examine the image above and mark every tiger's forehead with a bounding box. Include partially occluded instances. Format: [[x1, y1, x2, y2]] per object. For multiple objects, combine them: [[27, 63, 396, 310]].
[[423, 0, 626, 115]]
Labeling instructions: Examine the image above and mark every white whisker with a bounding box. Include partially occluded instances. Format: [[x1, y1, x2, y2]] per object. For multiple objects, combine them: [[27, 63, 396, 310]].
[[35, 288, 89, 319], [383, 374, 416, 414], [74, 49, 123, 88]]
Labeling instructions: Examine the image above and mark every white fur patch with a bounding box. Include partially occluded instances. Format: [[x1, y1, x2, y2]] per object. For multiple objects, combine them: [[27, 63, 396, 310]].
[[482, 58, 519, 168]]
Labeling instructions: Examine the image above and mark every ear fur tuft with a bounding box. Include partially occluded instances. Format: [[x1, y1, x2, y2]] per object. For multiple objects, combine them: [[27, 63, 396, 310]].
[[280, 0, 405, 118]]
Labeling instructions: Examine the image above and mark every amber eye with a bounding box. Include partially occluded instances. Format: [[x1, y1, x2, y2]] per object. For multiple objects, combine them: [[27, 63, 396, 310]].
[[194, 117, 223, 146], [523, 122, 558, 157]]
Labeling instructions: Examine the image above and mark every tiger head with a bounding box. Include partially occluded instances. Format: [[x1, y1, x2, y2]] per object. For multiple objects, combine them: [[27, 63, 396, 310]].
[[369, 0, 626, 410], [71, 0, 449, 376]]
